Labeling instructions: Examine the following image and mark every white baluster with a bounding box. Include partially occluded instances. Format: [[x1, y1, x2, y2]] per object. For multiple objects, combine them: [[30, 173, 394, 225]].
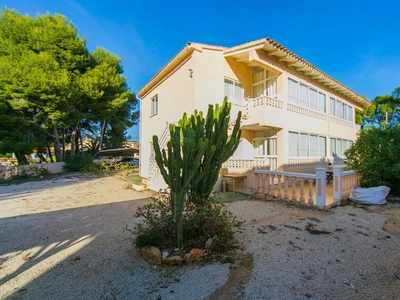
[[284, 176, 289, 199], [291, 177, 297, 201]]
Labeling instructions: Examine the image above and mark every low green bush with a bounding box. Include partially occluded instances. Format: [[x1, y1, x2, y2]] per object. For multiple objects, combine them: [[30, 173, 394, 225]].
[[11, 165, 51, 180], [131, 193, 241, 252], [63, 153, 93, 172], [78, 160, 138, 174], [345, 127, 400, 195]]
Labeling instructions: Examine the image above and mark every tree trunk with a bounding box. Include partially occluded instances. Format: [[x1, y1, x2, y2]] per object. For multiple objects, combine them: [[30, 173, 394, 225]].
[[51, 125, 63, 162], [70, 121, 79, 157], [38, 153, 46, 163], [99, 119, 107, 151], [75, 128, 79, 154], [62, 127, 66, 161], [47, 140, 54, 162], [79, 123, 84, 153], [15, 153, 28, 165]]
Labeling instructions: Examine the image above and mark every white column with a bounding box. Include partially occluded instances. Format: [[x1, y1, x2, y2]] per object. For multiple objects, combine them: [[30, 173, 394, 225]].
[[316, 168, 327, 206], [333, 166, 343, 201]]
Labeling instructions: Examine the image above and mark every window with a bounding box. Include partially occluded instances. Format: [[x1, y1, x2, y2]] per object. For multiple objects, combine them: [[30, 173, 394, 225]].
[[224, 79, 244, 104], [287, 78, 326, 113], [330, 96, 353, 122], [253, 130, 277, 158], [330, 137, 353, 157], [253, 139, 265, 157], [151, 95, 158, 115], [309, 89, 318, 111], [310, 135, 319, 157], [330, 97, 335, 116], [336, 99, 341, 118], [289, 131, 327, 158], [299, 133, 309, 157], [299, 84, 309, 107], [348, 105, 353, 122], [319, 136, 326, 156], [289, 131, 299, 157], [319, 92, 326, 113], [252, 67, 278, 98], [288, 78, 298, 104]]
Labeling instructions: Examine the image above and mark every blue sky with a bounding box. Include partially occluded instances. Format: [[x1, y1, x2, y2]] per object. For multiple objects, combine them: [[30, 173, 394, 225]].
[[2, 0, 400, 141]]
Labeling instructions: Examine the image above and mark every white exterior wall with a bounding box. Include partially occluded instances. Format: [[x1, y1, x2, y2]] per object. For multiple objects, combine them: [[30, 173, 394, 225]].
[[139, 53, 195, 185]]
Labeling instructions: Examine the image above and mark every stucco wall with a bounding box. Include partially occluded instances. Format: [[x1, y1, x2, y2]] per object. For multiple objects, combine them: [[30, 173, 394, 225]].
[[0, 162, 65, 180], [139, 53, 195, 181]]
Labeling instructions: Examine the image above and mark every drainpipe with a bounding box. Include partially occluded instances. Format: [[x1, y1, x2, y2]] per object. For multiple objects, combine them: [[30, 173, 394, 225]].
[[138, 95, 142, 177]]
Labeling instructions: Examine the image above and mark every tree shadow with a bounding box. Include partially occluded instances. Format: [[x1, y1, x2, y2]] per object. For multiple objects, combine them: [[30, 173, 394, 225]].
[[0, 196, 151, 299]]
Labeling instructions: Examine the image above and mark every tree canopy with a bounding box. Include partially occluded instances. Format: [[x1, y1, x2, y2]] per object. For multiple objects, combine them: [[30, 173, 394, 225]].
[[347, 86, 400, 195], [0, 9, 138, 163], [357, 86, 400, 129], [344, 126, 400, 195]]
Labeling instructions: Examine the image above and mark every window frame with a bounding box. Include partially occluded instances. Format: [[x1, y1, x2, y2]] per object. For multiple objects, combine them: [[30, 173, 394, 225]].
[[330, 137, 353, 157], [329, 96, 354, 122], [151, 95, 158, 116], [287, 77, 326, 113], [289, 131, 327, 158], [252, 67, 278, 98], [224, 78, 244, 105]]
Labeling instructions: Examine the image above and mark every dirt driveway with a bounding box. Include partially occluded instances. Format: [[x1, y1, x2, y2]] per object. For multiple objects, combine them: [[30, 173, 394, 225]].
[[1, 173, 400, 299]]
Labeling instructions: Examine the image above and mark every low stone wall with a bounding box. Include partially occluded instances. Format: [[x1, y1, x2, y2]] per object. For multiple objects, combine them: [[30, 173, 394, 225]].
[[0, 162, 65, 180]]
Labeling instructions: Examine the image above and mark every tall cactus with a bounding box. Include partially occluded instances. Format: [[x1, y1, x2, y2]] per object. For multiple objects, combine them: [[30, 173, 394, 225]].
[[180, 97, 242, 203], [152, 98, 241, 248], [152, 124, 207, 248]]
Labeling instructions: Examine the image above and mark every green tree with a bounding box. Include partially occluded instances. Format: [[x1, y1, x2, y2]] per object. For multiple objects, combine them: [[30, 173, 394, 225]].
[[357, 87, 400, 129], [78, 47, 137, 153], [0, 100, 33, 164], [344, 126, 400, 195], [0, 9, 138, 161], [0, 9, 89, 162]]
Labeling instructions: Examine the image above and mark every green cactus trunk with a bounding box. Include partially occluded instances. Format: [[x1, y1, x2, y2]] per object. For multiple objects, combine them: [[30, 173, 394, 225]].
[[152, 98, 241, 248], [153, 126, 207, 248], [180, 98, 242, 203]]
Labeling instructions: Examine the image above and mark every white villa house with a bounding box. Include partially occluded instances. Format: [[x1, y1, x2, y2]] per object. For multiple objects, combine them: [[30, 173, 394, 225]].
[[137, 37, 370, 205]]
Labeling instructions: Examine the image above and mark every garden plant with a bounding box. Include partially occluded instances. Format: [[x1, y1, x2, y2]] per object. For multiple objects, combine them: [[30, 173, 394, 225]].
[[133, 98, 242, 251]]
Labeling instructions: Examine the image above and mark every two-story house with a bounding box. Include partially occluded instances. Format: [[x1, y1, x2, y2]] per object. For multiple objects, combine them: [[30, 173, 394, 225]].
[[137, 38, 370, 192]]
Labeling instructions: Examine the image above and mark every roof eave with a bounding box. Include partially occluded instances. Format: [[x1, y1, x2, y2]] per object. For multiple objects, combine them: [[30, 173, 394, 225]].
[[224, 37, 371, 107], [137, 43, 226, 98]]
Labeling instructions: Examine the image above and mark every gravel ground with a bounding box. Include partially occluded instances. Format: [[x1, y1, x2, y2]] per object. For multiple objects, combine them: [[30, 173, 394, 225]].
[[1, 173, 400, 300]]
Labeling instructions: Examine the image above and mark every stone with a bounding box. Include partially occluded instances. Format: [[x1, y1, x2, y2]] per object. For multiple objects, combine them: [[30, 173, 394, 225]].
[[205, 237, 216, 252], [184, 248, 205, 263], [162, 251, 169, 260], [141, 246, 162, 265], [163, 255, 183, 266], [136, 247, 142, 256]]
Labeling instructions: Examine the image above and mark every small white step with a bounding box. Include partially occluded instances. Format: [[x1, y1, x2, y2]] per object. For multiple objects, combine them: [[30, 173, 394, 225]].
[[132, 183, 147, 191]]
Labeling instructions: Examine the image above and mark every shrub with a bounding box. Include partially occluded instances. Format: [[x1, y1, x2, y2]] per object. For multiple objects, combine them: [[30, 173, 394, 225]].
[[79, 163, 102, 174], [11, 165, 51, 180], [345, 126, 400, 195], [131, 193, 241, 252], [79, 161, 138, 174], [63, 153, 93, 172]]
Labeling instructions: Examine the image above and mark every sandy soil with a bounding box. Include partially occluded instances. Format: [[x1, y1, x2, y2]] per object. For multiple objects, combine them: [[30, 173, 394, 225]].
[[1, 173, 400, 300]]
